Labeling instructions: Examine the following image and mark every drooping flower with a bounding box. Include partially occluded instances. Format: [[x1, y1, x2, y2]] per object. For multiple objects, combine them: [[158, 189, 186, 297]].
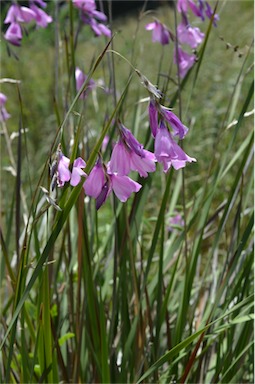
[[107, 141, 132, 176], [70, 157, 87, 186], [148, 99, 159, 137], [57, 153, 71, 187], [177, 0, 219, 26], [87, 17, 111, 37], [4, 22, 23, 46], [4, 4, 36, 24], [0, 93, 11, 121], [174, 46, 196, 78], [159, 106, 189, 139], [110, 174, 142, 202], [145, 19, 173, 46], [177, 0, 203, 19], [130, 150, 157, 178], [95, 180, 111, 210], [155, 121, 196, 172], [73, 0, 111, 37], [75, 67, 96, 98], [83, 160, 105, 198], [4, 1, 52, 46], [177, 19, 204, 48], [119, 123, 144, 157], [204, 1, 219, 26], [29, 4, 53, 28]]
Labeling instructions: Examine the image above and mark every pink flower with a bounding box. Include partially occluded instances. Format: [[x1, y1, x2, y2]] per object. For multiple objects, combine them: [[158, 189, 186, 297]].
[[75, 67, 95, 98], [168, 214, 184, 232], [159, 106, 189, 139], [4, 4, 35, 24], [73, 0, 111, 38], [130, 150, 157, 178], [146, 19, 173, 46], [177, 22, 204, 49], [120, 123, 144, 157], [57, 153, 71, 187], [110, 174, 142, 203], [148, 99, 159, 137], [177, 0, 203, 19], [83, 161, 105, 198], [29, 4, 52, 28], [108, 141, 131, 176], [88, 18, 111, 37], [0, 93, 11, 121], [4, 22, 22, 46], [174, 46, 196, 78], [70, 157, 86, 186], [155, 121, 196, 172]]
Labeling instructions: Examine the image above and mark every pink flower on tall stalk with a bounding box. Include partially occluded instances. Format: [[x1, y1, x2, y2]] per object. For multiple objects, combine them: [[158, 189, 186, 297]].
[[177, 0, 219, 26], [145, 19, 173, 45], [159, 106, 189, 139], [0, 93, 11, 121], [174, 46, 196, 78], [4, 1, 52, 46], [57, 153, 71, 187], [4, 4, 36, 24], [70, 157, 87, 186], [84, 159, 142, 208], [154, 121, 196, 172], [56, 153, 86, 187], [130, 150, 156, 178], [108, 141, 131, 176], [75, 67, 96, 98], [83, 160, 106, 198], [29, 4, 53, 28], [177, 19, 204, 48], [149, 99, 159, 137], [148, 98, 189, 139], [110, 174, 142, 203], [73, 0, 111, 37]]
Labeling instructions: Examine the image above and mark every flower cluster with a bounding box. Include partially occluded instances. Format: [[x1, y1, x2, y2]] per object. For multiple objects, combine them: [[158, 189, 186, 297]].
[[55, 121, 157, 209], [72, 0, 111, 38], [145, 0, 219, 78], [0, 93, 11, 122], [54, 72, 196, 209], [4, 0, 52, 46]]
